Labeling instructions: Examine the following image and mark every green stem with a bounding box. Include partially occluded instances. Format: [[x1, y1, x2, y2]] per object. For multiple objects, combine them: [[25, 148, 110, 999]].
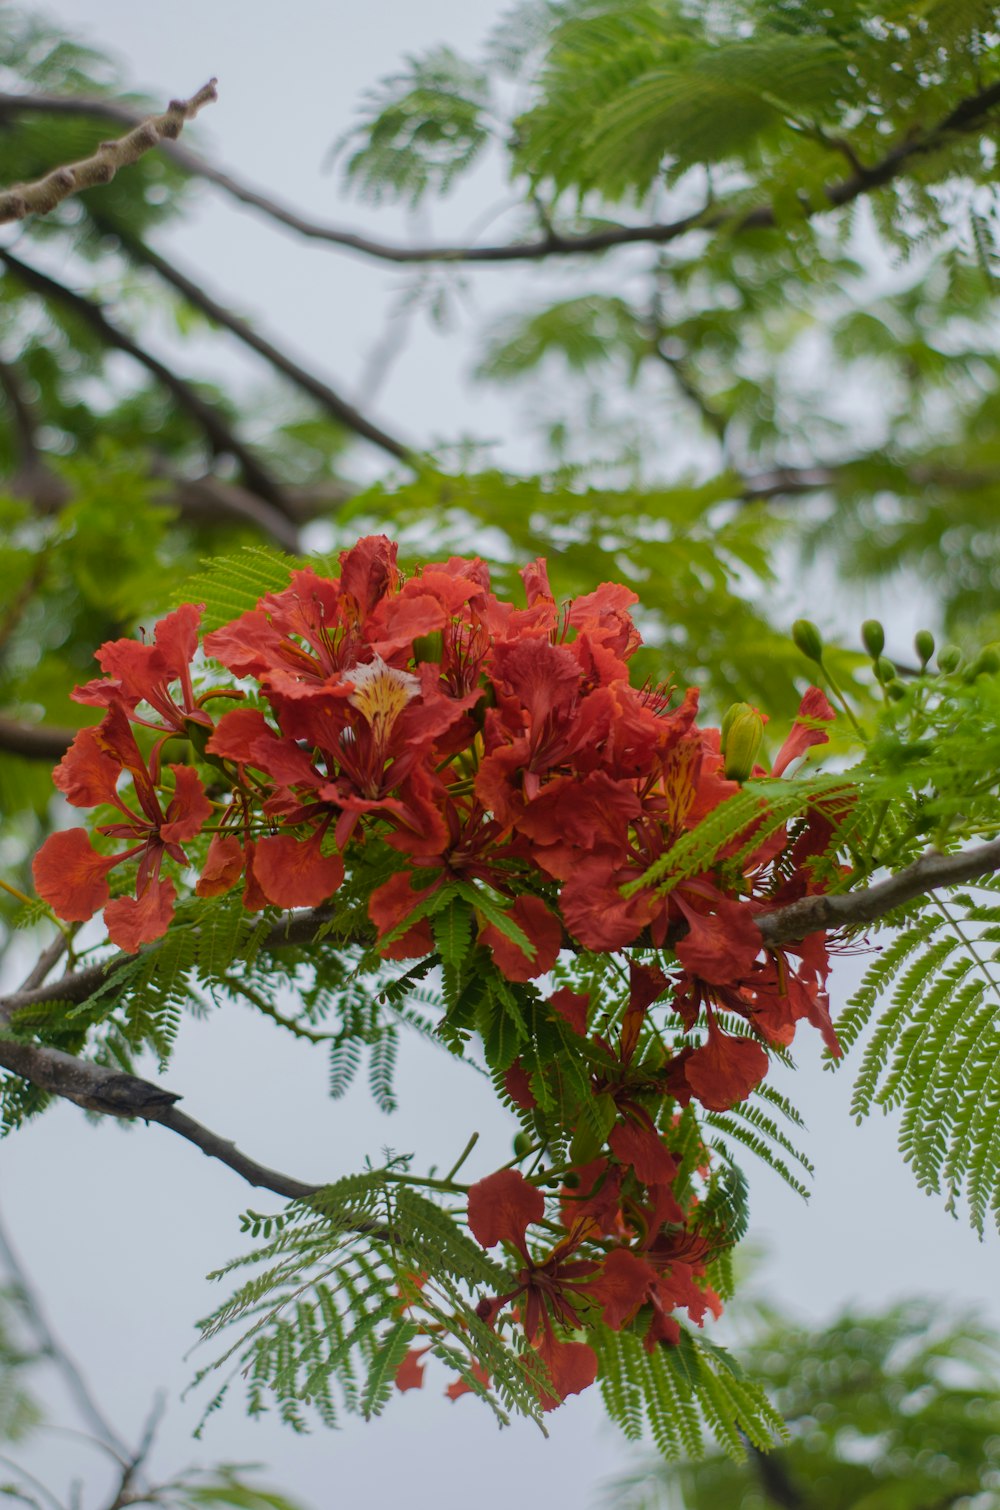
[[444, 1131, 480, 1183], [817, 659, 867, 741]]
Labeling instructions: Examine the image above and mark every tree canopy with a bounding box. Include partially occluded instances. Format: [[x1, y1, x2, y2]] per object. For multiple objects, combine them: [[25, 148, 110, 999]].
[[1, 0, 1000, 1493]]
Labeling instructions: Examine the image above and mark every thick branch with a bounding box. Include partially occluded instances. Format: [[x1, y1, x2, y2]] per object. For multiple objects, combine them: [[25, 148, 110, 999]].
[[0, 76, 995, 264], [0, 1037, 316, 1201], [0, 247, 285, 505], [98, 221, 414, 465], [0, 715, 75, 761], [0, 81, 217, 225], [757, 839, 1000, 947]]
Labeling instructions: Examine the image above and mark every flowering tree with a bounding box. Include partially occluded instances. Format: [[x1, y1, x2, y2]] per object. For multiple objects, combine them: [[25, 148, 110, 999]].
[[6, 524, 1000, 1447], [3, 0, 1000, 1479]]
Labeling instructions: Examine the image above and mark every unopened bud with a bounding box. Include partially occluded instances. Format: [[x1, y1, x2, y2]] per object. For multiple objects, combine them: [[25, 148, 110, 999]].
[[966, 648, 1000, 680], [512, 1131, 533, 1159], [937, 645, 962, 674], [561, 1171, 581, 1190], [875, 656, 896, 685], [886, 679, 907, 701], [412, 630, 444, 665], [914, 629, 935, 667], [721, 703, 765, 782], [792, 619, 824, 664], [861, 619, 885, 659]]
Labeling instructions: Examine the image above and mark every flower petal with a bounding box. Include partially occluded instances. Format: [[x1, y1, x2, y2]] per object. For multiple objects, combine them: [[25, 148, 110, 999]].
[[32, 829, 116, 921], [253, 832, 344, 909], [467, 1169, 544, 1255], [104, 877, 176, 952]]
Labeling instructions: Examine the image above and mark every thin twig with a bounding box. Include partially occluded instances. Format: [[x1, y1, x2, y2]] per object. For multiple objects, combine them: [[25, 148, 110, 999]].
[[0, 248, 285, 505], [98, 220, 415, 465], [0, 81, 218, 225], [0, 1207, 132, 1460], [0, 75, 995, 263], [18, 932, 71, 993]]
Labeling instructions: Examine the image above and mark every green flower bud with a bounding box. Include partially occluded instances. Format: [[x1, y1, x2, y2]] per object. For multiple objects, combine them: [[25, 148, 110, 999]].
[[914, 629, 935, 667], [966, 648, 1000, 680], [937, 645, 962, 674], [512, 1131, 534, 1159], [561, 1171, 581, 1190], [861, 619, 885, 659], [412, 630, 444, 665], [875, 656, 896, 685], [792, 619, 824, 664], [886, 679, 907, 701], [721, 704, 765, 782]]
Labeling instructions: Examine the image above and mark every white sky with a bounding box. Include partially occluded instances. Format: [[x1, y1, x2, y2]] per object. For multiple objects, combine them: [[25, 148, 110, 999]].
[[2, 3, 996, 1507]]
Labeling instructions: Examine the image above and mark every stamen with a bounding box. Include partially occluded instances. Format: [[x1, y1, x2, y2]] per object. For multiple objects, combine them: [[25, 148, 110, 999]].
[[348, 655, 420, 736]]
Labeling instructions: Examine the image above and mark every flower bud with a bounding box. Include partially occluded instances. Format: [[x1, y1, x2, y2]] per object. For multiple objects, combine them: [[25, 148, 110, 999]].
[[412, 630, 444, 665], [721, 703, 765, 782], [886, 679, 907, 701], [792, 619, 824, 664], [561, 1171, 581, 1190], [937, 645, 962, 674], [875, 656, 896, 685], [914, 629, 935, 667], [966, 648, 1000, 680], [512, 1131, 533, 1159], [861, 619, 885, 659]]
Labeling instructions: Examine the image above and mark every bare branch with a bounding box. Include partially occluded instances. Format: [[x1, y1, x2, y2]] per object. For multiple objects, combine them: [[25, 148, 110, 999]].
[[757, 838, 1000, 946], [0, 716, 75, 761], [97, 219, 415, 464], [0, 358, 72, 511], [0, 247, 286, 505], [0, 80, 218, 225], [0, 76, 995, 265], [0, 1037, 318, 1201]]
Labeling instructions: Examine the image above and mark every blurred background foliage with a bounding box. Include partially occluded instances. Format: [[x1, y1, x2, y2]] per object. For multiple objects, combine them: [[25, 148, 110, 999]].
[[606, 1293, 1000, 1509]]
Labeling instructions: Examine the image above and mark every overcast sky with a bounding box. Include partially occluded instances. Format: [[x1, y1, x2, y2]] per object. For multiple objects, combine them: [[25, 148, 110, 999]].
[[2, 3, 997, 1507]]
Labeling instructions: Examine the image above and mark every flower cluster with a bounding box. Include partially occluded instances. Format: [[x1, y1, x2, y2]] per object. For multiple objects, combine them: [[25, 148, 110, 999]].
[[33, 534, 843, 1411]]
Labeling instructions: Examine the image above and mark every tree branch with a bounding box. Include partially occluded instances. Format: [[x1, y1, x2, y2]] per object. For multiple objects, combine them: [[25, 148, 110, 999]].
[[0, 247, 286, 505], [95, 218, 414, 465], [0, 1036, 318, 1201], [0, 1207, 132, 1461], [0, 716, 76, 761], [756, 838, 1000, 947], [0, 75, 995, 264], [1, 841, 998, 1201], [0, 81, 217, 225]]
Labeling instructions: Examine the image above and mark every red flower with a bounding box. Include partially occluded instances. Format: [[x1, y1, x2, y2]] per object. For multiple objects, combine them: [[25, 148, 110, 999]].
[[480, 895, 563, 981], [33, 708, 211, 950], [771, 686, 836, 776], [675, 1009, 769, 1111], [72, 603, 210, 742]]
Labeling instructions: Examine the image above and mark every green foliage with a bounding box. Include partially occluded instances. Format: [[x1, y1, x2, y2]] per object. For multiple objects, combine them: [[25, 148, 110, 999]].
[[609, 1296, 1000, 1509], [594, 1324, 786, 1462], [193, 1170, 542, 1433], [333, 47, 492, 204], [176, 545, 303, 633]]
